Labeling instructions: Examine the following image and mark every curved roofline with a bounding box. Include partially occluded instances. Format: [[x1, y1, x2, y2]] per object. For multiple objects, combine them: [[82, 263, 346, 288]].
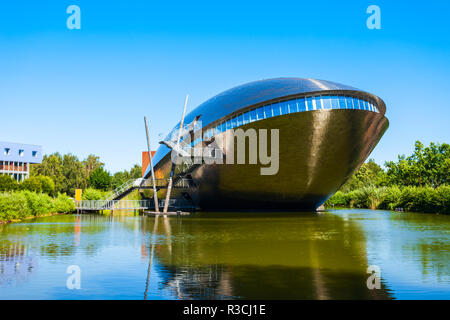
[[144, 78, 387, 178]]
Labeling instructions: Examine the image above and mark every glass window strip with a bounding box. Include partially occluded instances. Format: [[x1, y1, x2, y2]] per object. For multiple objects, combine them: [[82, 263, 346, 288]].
[[213, 95, 379, 133]]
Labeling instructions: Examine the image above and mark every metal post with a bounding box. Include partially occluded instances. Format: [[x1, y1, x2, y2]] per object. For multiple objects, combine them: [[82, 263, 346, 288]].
[[144, 116, 160, 212], [163, 94, 189, 214]]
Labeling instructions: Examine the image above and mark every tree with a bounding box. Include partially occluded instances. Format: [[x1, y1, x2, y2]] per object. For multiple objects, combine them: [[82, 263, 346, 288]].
[[21, 176, 56, 196], [385, 141, 450, 188], [111, 171, 127, 190], [82, 154, 104, 180], [61, 154, 87, 196], [31, 153, 65, 193], [89, 167, 111, 191], [110, 164, 142, 189], [340, 159, 387, 193], [128, 164, 142, 180]]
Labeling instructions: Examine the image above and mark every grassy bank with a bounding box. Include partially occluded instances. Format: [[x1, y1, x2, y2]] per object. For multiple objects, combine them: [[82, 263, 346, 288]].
[[324, 185, 450, 214], [0, 191, 75, 223]]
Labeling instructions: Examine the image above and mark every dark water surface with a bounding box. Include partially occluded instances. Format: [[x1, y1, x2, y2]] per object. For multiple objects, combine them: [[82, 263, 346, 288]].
[[0, 210, 448, 299]]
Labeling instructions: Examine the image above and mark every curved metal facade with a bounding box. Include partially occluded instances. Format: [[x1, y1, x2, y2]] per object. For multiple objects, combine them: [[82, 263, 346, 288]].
[[144, 78, 389, 211]]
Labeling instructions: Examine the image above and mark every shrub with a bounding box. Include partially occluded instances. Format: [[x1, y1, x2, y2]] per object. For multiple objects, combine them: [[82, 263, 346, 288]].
[[378, 186, 402, 210], [0, 192, 30, 221], [53, 193, 75, 213], [0, 175, 19, 192], [437, 185, 450, 214], [327, 185, 449, 214], [22, 191, 54, 216], [21, 176, 55, 196], [324, 191, 348, 207], [364, 186, 386, 210], [82, 188, 107, 200]]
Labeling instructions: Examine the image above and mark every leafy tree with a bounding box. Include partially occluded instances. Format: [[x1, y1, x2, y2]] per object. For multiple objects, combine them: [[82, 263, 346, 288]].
[[0, 175, 19, 191], [89, 167, 111, 191], [21, 177, 42, 193], [37, 176, 56, 196], [111, 171, 127, 189], [31, 153, 65, 193], [128, 164, 142, 180], [61, 154, 87, 196], [111, 164, 142, 189], [21, 176, 55, 196], [83, 154, 104, 180], [385, 141, 450, 188], [340, 159, 387, 193]]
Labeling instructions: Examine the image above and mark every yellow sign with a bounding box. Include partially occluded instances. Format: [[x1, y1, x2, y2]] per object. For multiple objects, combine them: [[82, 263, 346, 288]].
[[75, 189, 82, 201]]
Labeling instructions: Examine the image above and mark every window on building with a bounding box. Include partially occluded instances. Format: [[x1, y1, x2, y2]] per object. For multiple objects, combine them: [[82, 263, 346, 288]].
[[361, 99, 367, 110], [330, 96, 339, 109], [288, 100, 298, 113], [4, 148, 10, 156], [19, 149, 24, 157], [280, 101, 289, 115], [237, 114, 243, 126], [226, 119, 231, 130], [338, 96, 347, 109], [314, 96, 323, 110], [257, 107, 265, 120], [352, 97, 360, 109], [243, 112, 249, 124], [250, 109, 257, 122], [322, 96, 331, 109], [264, 105, 273, 118], [306, 97, 313, 111], [272, 103, 281, 116], [298, 98, 307, 111]]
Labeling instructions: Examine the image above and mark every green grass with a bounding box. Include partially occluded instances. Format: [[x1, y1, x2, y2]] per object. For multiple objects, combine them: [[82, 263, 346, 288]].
[[325, 185, 450, 214]]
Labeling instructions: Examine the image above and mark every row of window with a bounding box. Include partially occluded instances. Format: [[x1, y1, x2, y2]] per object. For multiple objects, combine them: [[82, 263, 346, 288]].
[[197, 95, 379, 142], [3, 148, 38, 158]]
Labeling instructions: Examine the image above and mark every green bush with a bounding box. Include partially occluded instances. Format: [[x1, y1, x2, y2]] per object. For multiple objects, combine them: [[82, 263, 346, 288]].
[[326, 185, 449, 214], [378, 186, 402, 210], [0, 192, 31, 221], [22, 191, 54, 216], [21, 176, 55, 196], [53, 193, 75, 213], [0, 191, 76, 222], [0, 175, 19, 192], [82, 188, 108, 200], [324, 191, 348, 207], [437, 185, 450, 214]]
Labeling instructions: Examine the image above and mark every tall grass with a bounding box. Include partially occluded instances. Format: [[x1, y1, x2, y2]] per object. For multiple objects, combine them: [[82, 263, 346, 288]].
[[325, 185, 450, 214]]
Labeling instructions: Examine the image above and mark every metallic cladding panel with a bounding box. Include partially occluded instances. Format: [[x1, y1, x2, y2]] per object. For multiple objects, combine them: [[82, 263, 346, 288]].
[[149, 109, 388, 211], [0, 141, 42, 163], [144, 78, 385, 178]]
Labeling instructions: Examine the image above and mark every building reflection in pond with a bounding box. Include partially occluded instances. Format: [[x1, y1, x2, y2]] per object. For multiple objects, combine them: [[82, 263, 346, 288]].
[[142, 212, 393, 300], [0, 242, 38, 287]]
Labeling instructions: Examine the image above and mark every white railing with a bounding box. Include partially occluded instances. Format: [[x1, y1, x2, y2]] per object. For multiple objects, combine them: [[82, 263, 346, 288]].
[[103, 179, 142, 201], [76, 200, 152, 211]]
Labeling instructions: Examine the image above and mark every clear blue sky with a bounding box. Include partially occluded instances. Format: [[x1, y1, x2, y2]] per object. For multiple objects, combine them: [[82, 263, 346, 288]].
[[1, 1, 449, 173]]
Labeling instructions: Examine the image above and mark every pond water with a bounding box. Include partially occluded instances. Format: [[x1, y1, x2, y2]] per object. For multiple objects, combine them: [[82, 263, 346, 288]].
[[0, 209, 448, 299]]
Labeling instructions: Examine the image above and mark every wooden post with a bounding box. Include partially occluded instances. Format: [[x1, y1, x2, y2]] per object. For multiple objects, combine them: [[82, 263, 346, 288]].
[[163, 94, 189, 214], [144, 116, 160, 212]]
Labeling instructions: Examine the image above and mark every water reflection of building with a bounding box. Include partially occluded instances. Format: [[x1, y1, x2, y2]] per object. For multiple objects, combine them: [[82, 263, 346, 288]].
[[0, 243, 38, 287], [143, 213, 392, 299]]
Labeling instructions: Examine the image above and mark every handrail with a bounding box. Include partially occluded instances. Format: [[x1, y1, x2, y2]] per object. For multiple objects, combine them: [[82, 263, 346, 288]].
[[101, 178, 192, 202]]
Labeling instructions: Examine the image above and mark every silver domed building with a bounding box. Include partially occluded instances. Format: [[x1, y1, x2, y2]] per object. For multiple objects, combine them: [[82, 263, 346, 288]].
[[143, 78, 389, 211]]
